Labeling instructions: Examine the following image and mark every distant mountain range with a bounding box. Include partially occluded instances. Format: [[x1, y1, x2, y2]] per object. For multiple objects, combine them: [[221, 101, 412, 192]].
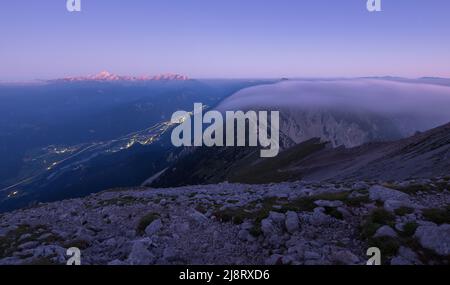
[[56, 71, 189, 82]]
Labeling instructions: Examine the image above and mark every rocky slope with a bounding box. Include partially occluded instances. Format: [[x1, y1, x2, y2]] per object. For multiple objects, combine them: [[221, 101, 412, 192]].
[[1, 179, 449, 265], [151, 122, 450, 186]]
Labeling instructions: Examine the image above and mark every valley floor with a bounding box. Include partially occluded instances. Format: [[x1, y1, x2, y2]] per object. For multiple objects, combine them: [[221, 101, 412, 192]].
[[0, 179, 449, 265]]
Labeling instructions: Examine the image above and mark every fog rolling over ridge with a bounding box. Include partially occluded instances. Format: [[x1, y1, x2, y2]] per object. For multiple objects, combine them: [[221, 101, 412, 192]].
[[217, 79, 450, 147]]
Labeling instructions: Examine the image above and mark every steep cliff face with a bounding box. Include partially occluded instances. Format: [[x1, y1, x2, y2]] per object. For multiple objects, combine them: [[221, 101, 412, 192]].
[[278, 108, 402, 148], [217, 79, 450, 148]]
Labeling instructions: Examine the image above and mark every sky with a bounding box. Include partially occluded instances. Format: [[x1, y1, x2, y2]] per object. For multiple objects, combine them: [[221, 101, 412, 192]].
[[1, 0, 450, 80]]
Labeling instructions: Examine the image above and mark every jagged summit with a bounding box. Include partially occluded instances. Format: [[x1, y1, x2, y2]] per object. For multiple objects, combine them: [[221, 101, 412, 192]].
[[58, 71, 189, 82]]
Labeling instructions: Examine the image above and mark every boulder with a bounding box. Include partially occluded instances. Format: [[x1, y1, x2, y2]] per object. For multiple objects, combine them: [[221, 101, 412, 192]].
[[238, 229, 250, 241], [285, 211, 300, 234], [189, 210, 208, 224], [331, 250, 360, 265], [310, 208, 332, 226], [261, 218, 277, 237], [127, 238, 155, 265], [268, 211, 286, 225], [261, 218, 284, 247], [414, 224, 450, 256], [369, 185, 410, 202], [397, 246, 421, 265], [374, 225, 398, 238], [384, 199, 418, 212], [145, 219, 162, 237]]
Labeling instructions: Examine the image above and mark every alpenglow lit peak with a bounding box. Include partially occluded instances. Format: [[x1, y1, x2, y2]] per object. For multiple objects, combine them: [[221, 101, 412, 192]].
[[59, 71, 189, 82]]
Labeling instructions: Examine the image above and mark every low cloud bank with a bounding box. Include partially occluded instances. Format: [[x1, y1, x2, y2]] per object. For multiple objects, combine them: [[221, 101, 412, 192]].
[[217, 79, 450, 132]]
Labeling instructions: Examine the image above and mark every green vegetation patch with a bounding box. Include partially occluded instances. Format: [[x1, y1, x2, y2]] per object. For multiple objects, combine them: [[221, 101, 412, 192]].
[[97, 195, 147, 207], [360, 208, 396, 239], [394, 206, 414, 216], [64, 239, 91, 250], [0, 224, 61, 259], [324, 207, 343, 220], [370, 236, 400, 259], [422, 206, 450, 225], [385, 181, 449, 194], [399, 221, 419, 238]]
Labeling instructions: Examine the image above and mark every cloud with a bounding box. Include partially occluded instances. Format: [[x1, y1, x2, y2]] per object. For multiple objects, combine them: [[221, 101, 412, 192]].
[[217, 79, 450, 132]]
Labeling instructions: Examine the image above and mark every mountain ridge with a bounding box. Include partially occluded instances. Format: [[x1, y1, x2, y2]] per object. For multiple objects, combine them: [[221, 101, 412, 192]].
[[56, 71, 189, 82], [150, 122, 450, 186]]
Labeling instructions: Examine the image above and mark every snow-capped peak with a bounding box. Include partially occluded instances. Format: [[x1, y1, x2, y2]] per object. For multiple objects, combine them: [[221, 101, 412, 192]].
[[59, 71, 189, 82]]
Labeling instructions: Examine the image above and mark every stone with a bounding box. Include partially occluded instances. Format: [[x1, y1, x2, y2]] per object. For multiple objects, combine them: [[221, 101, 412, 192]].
[[240, 221, 253, 230], [287, 244, 305, 260], [304, 251, 321, 260], [337, 207, 352, 219], [310, 208, 331, 226], [394, 223, 405, 232], [285, 211, 300, 234], [390, 256, 413, 265], [125, 230, 136, 239], [261, 218, 276, 237], [331, 250, 360, 265], [352, 182, 368, 190], [374, 225, 398, 238], [265, 254, 283, 265], [189, 210, 208, 224], [37, 233, 54, 241], [145, 219, 162, 237], [127, 238, 155, 265], [414, 224, 450, 256], [314, 200, 344, 208], [18, 233, 32, 242], [397, 246, 421, 265], [0, 257, 23, 265], [177, 222, 190, 233], [369, 185, 410, 202], [33, 245, 67, 264], [268, 211, 285, 225], [73, 228, 94, 243], [18, 241, 39, 250], [261, 217, 284, 247], [102, 238, 117, 247], [384, 199, 417, 212], [281, 255, 296, 265], [163, 247, 179, 262], [108, 259, 126, 265], [238, 229, 250, 241]]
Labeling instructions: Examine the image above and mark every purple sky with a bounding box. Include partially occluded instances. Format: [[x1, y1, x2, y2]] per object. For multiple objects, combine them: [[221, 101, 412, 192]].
[[1, 0, 450, 80]]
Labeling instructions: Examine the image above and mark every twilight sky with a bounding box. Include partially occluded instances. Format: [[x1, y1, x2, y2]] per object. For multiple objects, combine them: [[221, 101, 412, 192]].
[[1, 0, 450, 80]]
